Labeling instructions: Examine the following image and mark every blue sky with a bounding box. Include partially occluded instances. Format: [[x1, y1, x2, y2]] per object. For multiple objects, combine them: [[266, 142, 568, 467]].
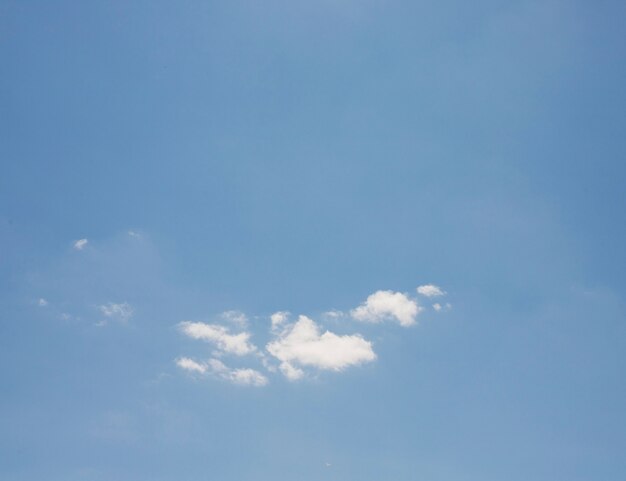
[[1, 1, 626, 480]]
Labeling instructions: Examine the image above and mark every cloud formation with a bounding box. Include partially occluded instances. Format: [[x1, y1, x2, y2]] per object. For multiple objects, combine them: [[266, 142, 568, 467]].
[[179, 322, 257, 356], [176, 357, 207, 374], [433, 302, 452, 312], [267, 315, 376, 376], [99, 302, 133, 323], [270, 311, 289, 331], [322, 310, 344, 319], [73, 238, 88, 250], [208, 359, 268, 386], [350, 290, 421, 327], [221, 310, 248, 328], [176, 357, 267, 386], [175, 284, 448, 385], [417, 284, 445, 297], [278, 360, 305, 381]]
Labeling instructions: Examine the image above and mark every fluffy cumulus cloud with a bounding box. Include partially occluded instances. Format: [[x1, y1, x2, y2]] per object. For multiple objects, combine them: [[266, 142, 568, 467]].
[[267, 316, 376, 376], [350, 290, 421, 327], [73, 238, 88, 250], [417, 284, 445, 297], [179, 322, 256, 356], [175, 285, 449, 386], [99, 302, 133, 323]]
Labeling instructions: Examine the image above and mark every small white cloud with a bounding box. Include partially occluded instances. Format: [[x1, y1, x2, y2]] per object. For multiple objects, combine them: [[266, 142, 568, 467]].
[[99, 302, 133, 323], [179, 322, 257, 356], [60, 313, 72, 321], [38, 298, 48, 307], [207, 358, 268, 386], [322, 310, 344, 319], [417, 284, 445, 297], [221, 310, 248, 328], [207, 358, 227, 372], [128, 230, 141, 238], [279, 361, 305, 381], [73, 238, 88, 250], [351, 290, 421, 327], [176, 357, 208, 374], [432, 302, 452, 312], [270, 311, 289, 330], [229, 368, 268, 386], [267, 315, 376, 377]]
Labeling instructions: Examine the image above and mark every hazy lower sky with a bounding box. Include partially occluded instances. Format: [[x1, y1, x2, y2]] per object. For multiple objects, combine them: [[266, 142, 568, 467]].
[[2, 1, 626, 480]]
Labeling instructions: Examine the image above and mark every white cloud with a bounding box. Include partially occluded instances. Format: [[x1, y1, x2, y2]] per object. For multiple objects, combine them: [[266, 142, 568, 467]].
[[433, 302, 452, 312], [270, 311, 289, 330], [176, 284, 447, 386], [73, 238, 88, 250], [279, 361, 305, 381], [417, 284, 445, 297], [99, 302, 133, 323], [128, 230, 140, 238], [38, 298, 48, 307], [229, 368, 268, 386], [176, 357, 208, 374], [176, 357, 267, 386], [179, 322, 257, 356], [351, 290, 421, 327], [221, 310, 248, 328], [208, 359, 268, 386], [267, 315, 376, 377]]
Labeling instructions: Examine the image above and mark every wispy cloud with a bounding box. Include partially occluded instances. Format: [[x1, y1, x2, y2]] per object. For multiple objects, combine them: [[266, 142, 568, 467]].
[[433, 302, 452, 312], [179, 322, 257, 356], [267, 315, 376, 379], [351, 290, 421, 327], [208, 359, 268, 386], [221, 310, 248, 328], [73, 238, 88, 250], [322, 309, 344, 319], [176, 357, 208, 374], [176, 357, 268, 386], [99, 302, 133, 323], [37, 298, 48, 307], [278, 360, 305, 381]]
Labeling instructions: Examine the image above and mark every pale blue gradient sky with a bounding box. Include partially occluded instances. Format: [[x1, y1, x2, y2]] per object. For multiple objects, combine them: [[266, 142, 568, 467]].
[[1, 1, 626, 480]]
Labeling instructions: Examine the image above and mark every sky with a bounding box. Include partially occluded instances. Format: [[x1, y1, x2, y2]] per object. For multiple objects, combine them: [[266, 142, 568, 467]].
[[1, 1, 626, 480]]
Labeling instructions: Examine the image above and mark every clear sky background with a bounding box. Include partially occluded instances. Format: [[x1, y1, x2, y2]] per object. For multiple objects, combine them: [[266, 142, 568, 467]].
[[1, 1, 626, 480]]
